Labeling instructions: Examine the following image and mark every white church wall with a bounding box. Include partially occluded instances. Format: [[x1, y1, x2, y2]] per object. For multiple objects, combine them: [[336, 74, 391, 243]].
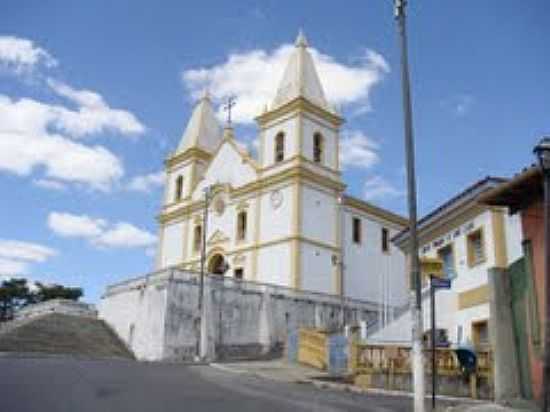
[[161, 222, 184, 267], [301, 185, 337, 244], [262, 116, 298, 165], [301, 242, 334, 294], [258, 184, 293, 242], [343, 208, 407, 306], [256, 242, 292, 287], [301, 116, 338, 169], [192, 143, 256, 201]]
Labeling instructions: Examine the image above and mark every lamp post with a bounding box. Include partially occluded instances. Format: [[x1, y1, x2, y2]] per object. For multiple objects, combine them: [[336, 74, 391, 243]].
[[394, 1, 425, 411], [534, 136, 550, 411], [196, 185, 212, 361]]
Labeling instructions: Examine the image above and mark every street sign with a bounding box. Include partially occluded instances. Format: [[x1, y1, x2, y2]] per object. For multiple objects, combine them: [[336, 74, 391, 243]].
[[431, 277, 451, 289], [420, 257, 444, 278]]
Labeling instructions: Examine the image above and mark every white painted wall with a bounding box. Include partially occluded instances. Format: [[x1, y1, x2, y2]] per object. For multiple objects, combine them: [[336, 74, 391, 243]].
[[192, 142, 257, 201], [258, 184, 293, 243], [301, 185, 337, 243], [301, 116, 338, 169], [161, 222, 184, 267], [505, 211, 524, 264], [261, 116, 297, 166], [98, 285, 168, 361], [301, 242, 334, 293], [256, 242, 292, 287], [343, 208, 407, 306]]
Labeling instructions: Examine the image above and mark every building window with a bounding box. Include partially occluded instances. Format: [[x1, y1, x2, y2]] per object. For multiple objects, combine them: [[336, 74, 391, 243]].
[[467, 229, 485, 267], [234, 268, 244, 280], [275, 132, 285, 163], [193, 225, 202, 252], [175, 176, 183, 201], [438, 244, 456, 279], [352, 217, 362, 244], [381, 228, 389, 252], [237, 211, 247, 241], [472, 320, 489, 347], [313, 132, 323, 163]]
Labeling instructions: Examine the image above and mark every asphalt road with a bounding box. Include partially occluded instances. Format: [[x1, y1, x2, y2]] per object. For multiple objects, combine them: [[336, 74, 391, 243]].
[[0, 357, 414, 412]]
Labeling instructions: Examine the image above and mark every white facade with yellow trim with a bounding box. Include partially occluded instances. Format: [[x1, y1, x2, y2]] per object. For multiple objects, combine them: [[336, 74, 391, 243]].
[[370, 177, 524, 345], [156, 32, 408, 305]]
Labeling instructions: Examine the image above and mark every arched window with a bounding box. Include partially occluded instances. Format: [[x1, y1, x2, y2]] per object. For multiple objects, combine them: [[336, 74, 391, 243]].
[[175, 176, 184, 201], [313, 133, 323, 163], [275, 132, 285, 163], [193, 225, 202, 252], [237, 211, 247, 241]]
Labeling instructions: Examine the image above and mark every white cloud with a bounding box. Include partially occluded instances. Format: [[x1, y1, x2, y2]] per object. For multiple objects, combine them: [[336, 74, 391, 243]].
[[48, 212, 156, 250], [182, 44, 389, 124], [127, 170, 165, 192], [0, 35, 57, 73], [0, 95, 125, 191], [47, 79, 146, 137], [48, 212, 107, 238], [363, 176, 403, 201], [0, 37, 146, 191], [339, 130, 379, 170], [93, 223, 157, 249], [33, 178, 67, 191], [0, 239, 58, 275]]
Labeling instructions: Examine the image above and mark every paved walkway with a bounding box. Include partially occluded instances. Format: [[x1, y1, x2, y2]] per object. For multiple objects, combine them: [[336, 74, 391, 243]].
[[211, 359, 539, 412]]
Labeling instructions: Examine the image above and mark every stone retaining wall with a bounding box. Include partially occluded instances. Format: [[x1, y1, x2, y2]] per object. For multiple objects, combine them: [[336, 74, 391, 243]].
[[99, 268, 379, 361]]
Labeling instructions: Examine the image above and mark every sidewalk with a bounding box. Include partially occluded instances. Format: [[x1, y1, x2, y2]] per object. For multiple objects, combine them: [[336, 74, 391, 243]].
[[210, 359, 539, 412]]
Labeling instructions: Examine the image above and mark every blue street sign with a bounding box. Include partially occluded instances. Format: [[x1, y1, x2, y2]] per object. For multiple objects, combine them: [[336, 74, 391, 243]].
[[431, 277, 451, 289]]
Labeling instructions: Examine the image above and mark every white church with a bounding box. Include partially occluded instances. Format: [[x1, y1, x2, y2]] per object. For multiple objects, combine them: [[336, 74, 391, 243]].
[[155, 32, 408, 306]]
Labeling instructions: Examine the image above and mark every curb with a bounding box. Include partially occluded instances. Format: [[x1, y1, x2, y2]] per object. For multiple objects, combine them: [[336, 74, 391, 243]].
[[0, 351, 135, 361]]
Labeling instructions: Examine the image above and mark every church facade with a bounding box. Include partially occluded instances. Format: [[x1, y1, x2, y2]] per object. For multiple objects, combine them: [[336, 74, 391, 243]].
[[156, 32, 408, 306]]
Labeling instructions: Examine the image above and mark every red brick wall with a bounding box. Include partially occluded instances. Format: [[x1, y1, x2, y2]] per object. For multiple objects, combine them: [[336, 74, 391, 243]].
[[521, 200, 545, 401]]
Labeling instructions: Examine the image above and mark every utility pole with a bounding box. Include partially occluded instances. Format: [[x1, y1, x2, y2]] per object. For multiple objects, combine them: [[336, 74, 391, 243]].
[[196, 186, 211, 361], [394, 1, 425, 411]]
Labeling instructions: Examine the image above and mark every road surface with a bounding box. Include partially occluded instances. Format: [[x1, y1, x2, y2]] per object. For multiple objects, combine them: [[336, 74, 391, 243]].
[[0, 356, 415, 412]]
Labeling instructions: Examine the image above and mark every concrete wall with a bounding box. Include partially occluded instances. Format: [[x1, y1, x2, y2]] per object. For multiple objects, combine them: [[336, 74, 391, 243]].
[[99, 269, 378, 362]]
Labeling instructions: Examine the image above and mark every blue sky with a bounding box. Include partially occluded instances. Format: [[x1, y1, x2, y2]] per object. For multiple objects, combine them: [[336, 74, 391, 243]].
[[0, 0, 548, 302]]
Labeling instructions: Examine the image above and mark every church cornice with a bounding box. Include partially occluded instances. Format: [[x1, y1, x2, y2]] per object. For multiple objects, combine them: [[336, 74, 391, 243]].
[[165, 147, 212, 170], [158, 164, 346, 224], [343, 195, 408, 228], [255, 96, 344, 128]]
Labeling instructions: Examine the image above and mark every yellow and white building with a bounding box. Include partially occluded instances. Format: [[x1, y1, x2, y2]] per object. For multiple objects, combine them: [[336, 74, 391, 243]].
[[370, 177, 524, 345], [155, 32, 408, 306]]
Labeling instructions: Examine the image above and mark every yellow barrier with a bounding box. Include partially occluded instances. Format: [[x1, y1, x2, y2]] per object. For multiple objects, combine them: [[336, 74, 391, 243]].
[[297, 329, 328, 370]]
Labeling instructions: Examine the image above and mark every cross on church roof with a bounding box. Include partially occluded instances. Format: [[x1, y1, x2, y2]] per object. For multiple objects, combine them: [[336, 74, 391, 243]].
[[223, 96, 236, 126]]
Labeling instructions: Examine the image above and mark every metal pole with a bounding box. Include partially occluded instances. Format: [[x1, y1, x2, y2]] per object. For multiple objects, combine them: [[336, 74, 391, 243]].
[[430, 276, 436, 410], [394, 1, 425, 411], [197, 187, 210, 360], [338, 196, 346, 331], [543, 170, 550, 412]]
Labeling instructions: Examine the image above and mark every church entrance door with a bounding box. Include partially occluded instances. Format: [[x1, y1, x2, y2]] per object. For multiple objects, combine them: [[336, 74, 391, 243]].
[[208, 254, 228, 275]]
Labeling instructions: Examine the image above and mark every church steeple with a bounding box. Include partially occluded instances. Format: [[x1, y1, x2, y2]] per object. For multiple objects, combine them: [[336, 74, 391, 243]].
[[176, 91, 222, 154], [271, 30, 330, 112]]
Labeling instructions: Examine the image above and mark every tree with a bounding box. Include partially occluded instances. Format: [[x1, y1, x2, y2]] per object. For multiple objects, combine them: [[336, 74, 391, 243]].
[[35, 283, 83, 302], [0, 278, 30, 322], [0, 278, 83, 322]]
